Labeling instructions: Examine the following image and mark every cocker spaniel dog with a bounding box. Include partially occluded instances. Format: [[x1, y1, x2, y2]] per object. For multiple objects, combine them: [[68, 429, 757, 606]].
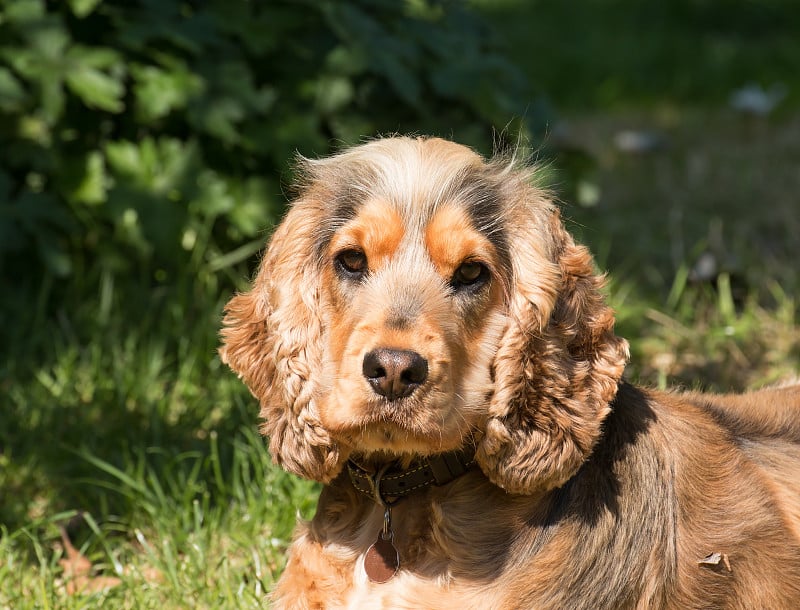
[[221, 136, 800, 609]]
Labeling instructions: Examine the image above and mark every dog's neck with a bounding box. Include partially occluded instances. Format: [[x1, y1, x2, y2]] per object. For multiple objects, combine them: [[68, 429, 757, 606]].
[[346, 446, 477, 505], [340, 446, 479, 583], [313, 445, 561, 588]]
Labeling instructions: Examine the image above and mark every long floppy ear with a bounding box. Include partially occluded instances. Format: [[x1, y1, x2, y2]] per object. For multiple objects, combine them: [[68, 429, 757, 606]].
[[219, 202, 346, 484], [476, 187, 629, 495]]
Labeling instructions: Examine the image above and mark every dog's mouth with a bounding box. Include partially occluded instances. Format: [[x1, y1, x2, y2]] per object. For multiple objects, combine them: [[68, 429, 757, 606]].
[[326, 391, 477, 456]]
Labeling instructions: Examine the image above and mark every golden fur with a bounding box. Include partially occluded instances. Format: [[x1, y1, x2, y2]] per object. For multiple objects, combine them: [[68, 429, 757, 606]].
[[220, 136, 800, 609]]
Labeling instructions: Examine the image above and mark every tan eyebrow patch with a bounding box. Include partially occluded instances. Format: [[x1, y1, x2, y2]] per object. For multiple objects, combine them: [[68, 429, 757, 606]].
[[329, 199, 405, 269], [425, 204, 497, 277]]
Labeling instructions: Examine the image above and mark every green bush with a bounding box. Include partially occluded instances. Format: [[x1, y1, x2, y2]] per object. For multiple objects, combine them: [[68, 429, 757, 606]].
[[0, 0, 535, 326]]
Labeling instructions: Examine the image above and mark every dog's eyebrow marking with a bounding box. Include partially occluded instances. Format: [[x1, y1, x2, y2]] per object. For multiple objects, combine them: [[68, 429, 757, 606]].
[[421, 165, 511, 277], [307, 143, 511, 274], [328, 199, 405, 271], [309, 161, 386, 261], [425, 204, 497, 278]]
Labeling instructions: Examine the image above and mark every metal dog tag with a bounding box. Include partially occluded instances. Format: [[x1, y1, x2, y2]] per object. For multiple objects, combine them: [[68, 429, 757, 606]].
[[365, 531, 399, 583], [364, 506, 399, 583]]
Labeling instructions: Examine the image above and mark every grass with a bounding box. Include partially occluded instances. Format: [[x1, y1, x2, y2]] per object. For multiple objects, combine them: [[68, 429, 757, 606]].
[[0, 289, 317, 608], [2, 0, 800, 606]]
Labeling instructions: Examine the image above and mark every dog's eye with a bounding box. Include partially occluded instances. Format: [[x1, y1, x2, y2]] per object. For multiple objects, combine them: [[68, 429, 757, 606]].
[[336, 249, 368, 278], [451, 261, 489, 289]]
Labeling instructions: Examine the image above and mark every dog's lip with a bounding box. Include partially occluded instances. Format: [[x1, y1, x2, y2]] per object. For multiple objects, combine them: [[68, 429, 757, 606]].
[[360, 397, 429, 427], [330, 394, 472, 442]]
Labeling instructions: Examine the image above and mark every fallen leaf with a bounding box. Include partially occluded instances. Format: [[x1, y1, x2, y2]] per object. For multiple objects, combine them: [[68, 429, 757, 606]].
[[722, 554, 732, 572], [65, 575, 124, 595], [698, 551, 732, 572], [58, 526, 91, 579], [58, 526, 122, 595]]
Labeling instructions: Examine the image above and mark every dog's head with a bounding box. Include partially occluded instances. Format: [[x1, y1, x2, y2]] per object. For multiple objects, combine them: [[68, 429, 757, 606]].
[[220, 137, 628, 494]]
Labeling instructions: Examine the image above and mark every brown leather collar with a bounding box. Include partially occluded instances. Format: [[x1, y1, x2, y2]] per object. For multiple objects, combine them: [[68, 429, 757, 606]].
[[347, 447, 477, 504]]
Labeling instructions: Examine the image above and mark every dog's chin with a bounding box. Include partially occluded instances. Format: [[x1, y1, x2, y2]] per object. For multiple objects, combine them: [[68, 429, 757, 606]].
[[320, 393, 478, 457], [343, 424, 467, 456]]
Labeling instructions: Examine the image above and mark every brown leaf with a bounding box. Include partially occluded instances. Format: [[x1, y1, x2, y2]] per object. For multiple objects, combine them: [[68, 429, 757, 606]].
[[64, 575, 123, 595], [124, 563, 165, 584], [58, 526, 91, 579], [722, 553, 732, 572], [698, 551, 732, 572], [58, 526, 122, 595]]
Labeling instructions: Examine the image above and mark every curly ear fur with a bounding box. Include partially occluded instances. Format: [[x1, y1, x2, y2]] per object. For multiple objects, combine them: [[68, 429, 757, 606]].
[[477, 187, 629, 495], [220, 203, 346, 483]]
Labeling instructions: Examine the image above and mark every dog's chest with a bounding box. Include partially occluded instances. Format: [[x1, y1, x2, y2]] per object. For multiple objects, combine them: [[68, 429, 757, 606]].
[[303, 478, 511, 608], [324, 508, 462, 608], [341, 564, 429, 609], [341, 524, 429, 607]]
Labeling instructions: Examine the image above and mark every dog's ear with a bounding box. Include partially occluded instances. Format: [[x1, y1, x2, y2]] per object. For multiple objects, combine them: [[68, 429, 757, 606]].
[[220, 201, 346, 484], [476, 186, 629, 495]]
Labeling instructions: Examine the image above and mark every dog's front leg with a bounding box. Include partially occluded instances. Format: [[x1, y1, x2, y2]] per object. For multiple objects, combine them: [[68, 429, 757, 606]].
[[270, 529, 355, 610]]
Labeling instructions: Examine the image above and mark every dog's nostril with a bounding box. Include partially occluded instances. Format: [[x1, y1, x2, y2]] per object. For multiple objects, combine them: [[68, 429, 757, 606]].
[[362, 348, 429, 401]]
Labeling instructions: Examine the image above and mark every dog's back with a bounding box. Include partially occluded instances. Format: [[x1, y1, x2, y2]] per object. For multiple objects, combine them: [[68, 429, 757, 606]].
[[595, 383, 800, 608], [690, 383, 800, 540]]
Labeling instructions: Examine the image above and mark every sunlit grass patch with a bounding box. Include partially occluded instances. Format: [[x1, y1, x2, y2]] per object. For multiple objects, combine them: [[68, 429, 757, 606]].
[[1, 420, 316, 608]]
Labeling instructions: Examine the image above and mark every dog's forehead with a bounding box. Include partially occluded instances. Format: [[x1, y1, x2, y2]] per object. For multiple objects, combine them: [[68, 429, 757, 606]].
[[313, 138, 509, 266], [330, 140, 483, 214]]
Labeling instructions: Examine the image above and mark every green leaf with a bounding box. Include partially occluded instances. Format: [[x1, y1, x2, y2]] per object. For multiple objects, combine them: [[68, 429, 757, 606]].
[[0, 68, 28, 111], [105, 137, 198, 196], [132, 62, 204, 123], [227, 178, 279, 237], [191, 171, 235, 218], [187, 59, 275, 143], [65, 66, 125, 113], [67, 151, 108, 206], [40, 75, 66, 124], [67, 0, 103, 19], [315, 76, 354, 115], [3, 0, 46, 23], [189, 97, 245, 143], [325, 45, 368, 76], [104, 140, 142, 179], [7, 24, 70, 123], [71, 45, 123, 70]]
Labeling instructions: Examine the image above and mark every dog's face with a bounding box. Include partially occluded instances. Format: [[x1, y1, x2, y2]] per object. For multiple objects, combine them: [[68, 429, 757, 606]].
[[317, 164, 507, 455], [221, 137, 628, 493]]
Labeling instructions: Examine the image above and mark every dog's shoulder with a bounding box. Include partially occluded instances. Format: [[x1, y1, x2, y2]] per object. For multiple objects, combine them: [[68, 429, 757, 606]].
[[576, 380, 800, 529]]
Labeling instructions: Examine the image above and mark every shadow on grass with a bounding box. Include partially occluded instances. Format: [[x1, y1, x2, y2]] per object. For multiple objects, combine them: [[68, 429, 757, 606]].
[[0, 276, 259, 540]]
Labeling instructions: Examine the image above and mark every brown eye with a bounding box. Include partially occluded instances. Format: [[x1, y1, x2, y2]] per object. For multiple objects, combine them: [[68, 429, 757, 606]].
[[336, 249, 368, 279], [451, 261, 488, 290]]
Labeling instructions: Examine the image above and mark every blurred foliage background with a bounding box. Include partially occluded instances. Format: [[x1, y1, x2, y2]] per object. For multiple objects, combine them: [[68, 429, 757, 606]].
[[0, 0, 532, 347], [1, 0, 798, 606]]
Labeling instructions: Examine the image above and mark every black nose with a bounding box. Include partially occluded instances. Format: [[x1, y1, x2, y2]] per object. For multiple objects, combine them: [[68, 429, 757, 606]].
[[362, 348, 428, 401]]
